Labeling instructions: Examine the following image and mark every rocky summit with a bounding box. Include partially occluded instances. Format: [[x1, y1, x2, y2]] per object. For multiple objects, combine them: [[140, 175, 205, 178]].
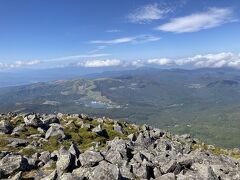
[[0, 113, 239, 180]]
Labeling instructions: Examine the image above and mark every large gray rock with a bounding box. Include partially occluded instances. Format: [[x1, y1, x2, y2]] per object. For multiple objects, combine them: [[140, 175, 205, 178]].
[[72, 166, 94, 178], [7, 138, 28, 148], [60, 173, 84, 180], [191, 163, 219, 180], [0, 154, 29, 178], [91, 124, 106, 136], [39, 151, 51, 164], [0, 120, 13, 134], [156, 173, 176, 180], [105, 150, 123, 165], [79, 150, 104, 167], [80, 114, 93, 120], [69, 143, 81, 167], [41, 169, 58, 180], [24, 114, 42, 127], [41, 114, 60, 125], [45, 123, 66, 140], [119, 160, 134, 179], [113, 122, 125, 134], [90, 161, 121, 180], [12, 124, 27, 134], [69, 143, 81, 158], [166, 159, 193, 175], [56, 147, 75, 174], [8, 171, 22, 180], [106, 137, 132, 160], [128, 133, 137, 141], [131, 159, 153, 179]]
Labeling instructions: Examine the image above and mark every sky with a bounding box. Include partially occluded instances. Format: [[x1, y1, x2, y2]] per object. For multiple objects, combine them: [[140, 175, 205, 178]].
[[0, 0, 240, 70]]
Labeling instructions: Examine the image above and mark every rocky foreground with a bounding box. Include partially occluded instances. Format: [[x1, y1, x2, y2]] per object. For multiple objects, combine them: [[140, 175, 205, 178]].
[[0, 113, 239, 180]]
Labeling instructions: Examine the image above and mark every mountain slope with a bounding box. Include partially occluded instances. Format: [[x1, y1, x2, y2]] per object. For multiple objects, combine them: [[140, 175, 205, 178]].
[[0, 68, 240, 148], [0, 113, 239, 179]]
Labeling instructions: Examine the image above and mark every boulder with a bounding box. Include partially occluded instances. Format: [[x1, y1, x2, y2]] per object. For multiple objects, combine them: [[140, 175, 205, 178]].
[[56, 147, 75, 174], [41, 114, 60, 125], [69, 143, 81, 167], [192, 163, 219, 180], [0, 120, 13, 134], [7, 138, 28, 148], [128, 133, 137, 141], [106, 137, 132, 160], [39, 151, 51, 164], [72, 166, 94, 178], [81, 123, 93, 130], [8, 171, 22, 180], [60, 173, 84, 180], [12, 124, 27, 134], [24, 114, 42, 127], [69, 143, 81, 158], [45, 123, 66, 140], [119, 160, 134, 179], [113, 122, 125, 134], [165, 159, 193, 175], [90, 161, 121, 180], [80, 114, 93, 121], [0, 154, 29, 178], [41, 169, 58, 180], [79, 150, 103, 167], [131, 159, 153, 179], [105, 150, 123, 165], [92, 124, 103, 134], [91, 124, 108, 137], [156, 173, 176, 180]]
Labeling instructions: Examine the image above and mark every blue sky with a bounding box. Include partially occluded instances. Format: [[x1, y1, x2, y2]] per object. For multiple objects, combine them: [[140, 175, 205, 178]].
[[0, 0, 240, 70]]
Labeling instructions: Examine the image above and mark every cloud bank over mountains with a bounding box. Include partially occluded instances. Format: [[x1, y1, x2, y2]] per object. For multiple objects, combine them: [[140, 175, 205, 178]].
[[0, 60, 40, 69], [76, 52, 240, 69], [148, 52, 240, 68], [1, 52, 240, 70], [77, 59, 122, 67]]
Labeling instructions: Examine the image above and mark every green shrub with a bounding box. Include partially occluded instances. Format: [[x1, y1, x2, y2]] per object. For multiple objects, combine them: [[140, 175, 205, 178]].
[[21, 148, 36, 157]]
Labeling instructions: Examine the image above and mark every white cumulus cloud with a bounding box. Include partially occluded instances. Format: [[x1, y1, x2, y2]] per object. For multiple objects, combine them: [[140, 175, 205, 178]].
[[156, 7, 236, 33], [127, 3, 170, 24], [176, 52, 240, 68], [130, 60, 145, 67], [145, 52, 240, 68], [78, 59, 122, 68], [148, 58, 173, 66], [0, 60, 40, 69]]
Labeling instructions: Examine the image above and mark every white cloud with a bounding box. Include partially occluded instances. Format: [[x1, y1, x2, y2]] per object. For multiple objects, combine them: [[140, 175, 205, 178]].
[[90, 35, 161, 45], [3, 52, 240, 70], [148, 58, 173, 65], [145, 52, 240, 68], [74, 52, 240, 69], [130, 60, 145, 67], [156, 7, 236, 33], [176, 52, 240, 68], [0, 60, 40, 69], [45, 53, 110, 62], [127, 3, 170, 24], [78, 59, 122, 68], [0, 54, 110, 69]]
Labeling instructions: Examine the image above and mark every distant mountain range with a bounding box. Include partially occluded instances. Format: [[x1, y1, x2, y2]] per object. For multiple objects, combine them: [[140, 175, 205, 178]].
[[0, 67, 240, 148]]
